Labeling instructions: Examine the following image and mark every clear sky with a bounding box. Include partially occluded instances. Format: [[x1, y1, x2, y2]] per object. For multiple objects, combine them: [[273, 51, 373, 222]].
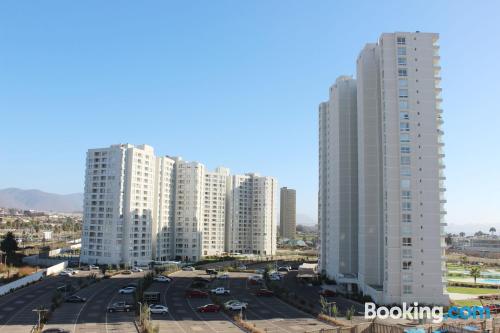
[[1, 1, 499, 231]]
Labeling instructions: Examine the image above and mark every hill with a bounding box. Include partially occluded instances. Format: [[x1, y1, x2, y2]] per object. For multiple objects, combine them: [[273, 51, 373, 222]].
[[0, 188, 83, 213]]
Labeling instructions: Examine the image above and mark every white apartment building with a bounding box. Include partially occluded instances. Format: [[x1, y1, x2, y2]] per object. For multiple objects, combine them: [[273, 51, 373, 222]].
[[81, 144, 275, 265], [319, 32, 448, 305], [227, 174, 277, 256], [318, 76, 358, 287]]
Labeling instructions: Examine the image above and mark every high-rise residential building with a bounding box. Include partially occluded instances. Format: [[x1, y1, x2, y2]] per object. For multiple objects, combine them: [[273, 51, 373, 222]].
[[319, 32, 448, 305], [81, 144, 275, 265], [318, 76, 358, 286], [227, 174, 278, 256], [279, 187, 297, 239]]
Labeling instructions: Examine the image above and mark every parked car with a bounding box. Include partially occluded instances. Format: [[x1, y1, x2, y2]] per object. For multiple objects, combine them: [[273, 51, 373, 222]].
[[59, 270, 73, 276], [65, 295, 87, 303], [107, 301, 134, 312], [153, 275, 172, 283], [277, 266, 290, 272], [198, 304, 221, 313], [211, 287, 230, 295], [238, 265, 247, 270], [218, 273, 229, 280], [194, 277, 211, 283], [121, 270, 132, 275], [206, 268, 218, 275], [269, 274, 282, 281], [186, 289, 208, 298], [182, 266, 195, 271], [66, 268, 79, 274], [118, 286, 136, 294], [131, 267, 143, 272], [255, 289, 274, 296], [42, 329, 70, 333], [255, 268, 265, 274], [149, 304, 169, 314], [88, 265, 99, 270], [225, 301, 247, 311], [319, 289, 336, 297]]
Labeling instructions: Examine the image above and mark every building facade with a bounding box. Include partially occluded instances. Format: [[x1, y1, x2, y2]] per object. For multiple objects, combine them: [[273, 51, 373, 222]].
[[319, 32, 448, 305], [279, 187, 296, 239], [227, 174, 277, 256], [81, 144, 276, 265]]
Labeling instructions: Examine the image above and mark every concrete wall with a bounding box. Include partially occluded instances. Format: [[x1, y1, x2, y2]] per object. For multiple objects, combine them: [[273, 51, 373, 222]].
[[0, 271, 44, 296]]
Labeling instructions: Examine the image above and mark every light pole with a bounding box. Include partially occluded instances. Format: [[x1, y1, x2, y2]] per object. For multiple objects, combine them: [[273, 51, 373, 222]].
[[138, 301, 142, 324], [32, 308, 48, 330]]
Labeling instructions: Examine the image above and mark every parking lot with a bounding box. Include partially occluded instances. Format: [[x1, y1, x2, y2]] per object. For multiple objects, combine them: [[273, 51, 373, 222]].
[[146, 268, 336, 333]]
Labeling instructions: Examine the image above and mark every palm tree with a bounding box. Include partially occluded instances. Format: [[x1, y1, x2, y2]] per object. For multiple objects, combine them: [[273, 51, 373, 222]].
[[469, 266, 481, 284], [489, 227, 496, 236]]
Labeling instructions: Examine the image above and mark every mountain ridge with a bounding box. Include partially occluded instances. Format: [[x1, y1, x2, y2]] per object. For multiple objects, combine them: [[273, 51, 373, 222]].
[[0, 188, 83, 213]]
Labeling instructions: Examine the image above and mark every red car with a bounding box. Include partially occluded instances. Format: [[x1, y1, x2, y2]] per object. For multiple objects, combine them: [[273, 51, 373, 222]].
[[198, 304, 221, 313], [186, 289, 208, 298], [255, 289, 274, 296], [319, 289, 336, 297]]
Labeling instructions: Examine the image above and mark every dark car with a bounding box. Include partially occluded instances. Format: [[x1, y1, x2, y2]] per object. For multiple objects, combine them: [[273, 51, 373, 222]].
[[121, 270, 132, 275], [319, 289, 336, 297], [205, 269, 218, 275], [186, 289, 208, 298], [42, 330, 70, 333], [194, 277, 211, 283], [198, 304, 221, 313], [107, 301, 135, 312], [255, 289, 274, 296], [65, 295, 87, 303]]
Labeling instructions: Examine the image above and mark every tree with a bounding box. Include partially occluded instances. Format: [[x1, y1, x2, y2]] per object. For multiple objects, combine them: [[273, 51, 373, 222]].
[[459, 232, 466, 237], [445, 233, 453, 246], [469, 266, 481, 284], [1, 232, 19, 262], [490, 227, 497, 236], [474, 230, 485, 237]]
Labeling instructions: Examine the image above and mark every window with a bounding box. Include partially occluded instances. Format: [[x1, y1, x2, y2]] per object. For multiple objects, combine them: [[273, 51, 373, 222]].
[[397, 36, 406, 45], [401, 156, 411, 165], [399, 79, 408, 87], [402, 201, 412, 211], [401, 167, 411, 177], [400, 133, 410, 143], [402, 213, 412, 223], [401, 179, 410, 189], [398, 68, 408, 76], [398, 47, 407, 56], [399, 89, 409, 98], [398, 57, 407, 66], [402, 237, 412, 246], [403, 285, 413, 294], [402, 261, 412, 270], [399, 100, 409, 109], [400, 122, 410, 132], [401, 145, 410, 153], [402, 190, 411, 199]]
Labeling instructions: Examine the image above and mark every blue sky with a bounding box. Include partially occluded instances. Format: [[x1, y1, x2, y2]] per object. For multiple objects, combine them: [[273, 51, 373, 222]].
[[1, 1, 499, 231]]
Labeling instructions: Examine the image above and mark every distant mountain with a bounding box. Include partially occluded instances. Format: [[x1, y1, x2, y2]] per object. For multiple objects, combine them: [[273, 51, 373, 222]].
[[0, 188, 83, 213]]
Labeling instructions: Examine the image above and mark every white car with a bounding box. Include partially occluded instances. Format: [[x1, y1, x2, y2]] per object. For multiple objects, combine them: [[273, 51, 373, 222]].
[[149, 304, 168, 314], [218, 273, 229, 279], [211, 287, 230, 295], [89, 265, 99, 270], [269, 274, 282, 281], [238, 265, 247, 270], [255, 268, 265, 274], [153, 275, 172, 283], [225, 301, 247, 311], [118, 286, 136, 294], [59, 270, 72, 276], [182, 266, 195, 271], [131, 267, 144, 272]]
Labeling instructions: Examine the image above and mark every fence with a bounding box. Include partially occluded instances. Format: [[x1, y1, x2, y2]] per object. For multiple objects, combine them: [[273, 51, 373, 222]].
[[0, 270, 44, 296]]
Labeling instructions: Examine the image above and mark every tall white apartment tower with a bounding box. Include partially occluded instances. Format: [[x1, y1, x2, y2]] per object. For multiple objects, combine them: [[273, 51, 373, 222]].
[[318, 76, 358, 287], [356, 32, 447, 305], [319, 32, 447, 305], [81, 144, 156, 266], [227, 174, 277, 256]]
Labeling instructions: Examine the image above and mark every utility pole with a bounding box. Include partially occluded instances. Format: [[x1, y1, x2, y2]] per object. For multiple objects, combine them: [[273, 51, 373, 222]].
[[32, 308, 48, 330]]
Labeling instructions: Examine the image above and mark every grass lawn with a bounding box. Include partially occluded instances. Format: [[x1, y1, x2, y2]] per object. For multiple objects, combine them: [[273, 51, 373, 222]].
[[452, 299, 483, 307], [447, 286, 500, 295]]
